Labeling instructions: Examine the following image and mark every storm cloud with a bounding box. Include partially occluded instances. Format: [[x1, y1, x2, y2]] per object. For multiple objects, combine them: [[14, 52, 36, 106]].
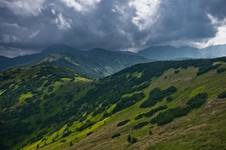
[[0, 0, 226, 57]]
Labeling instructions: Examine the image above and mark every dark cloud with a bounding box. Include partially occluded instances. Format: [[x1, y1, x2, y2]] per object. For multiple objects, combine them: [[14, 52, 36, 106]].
[[0, 0, 226, 57]]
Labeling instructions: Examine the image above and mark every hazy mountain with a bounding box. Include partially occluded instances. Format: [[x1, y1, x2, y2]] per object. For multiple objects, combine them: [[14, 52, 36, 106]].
[[138, 44, 226, 60], [0, 45, 149, 78], [201, 44, 226, 58]]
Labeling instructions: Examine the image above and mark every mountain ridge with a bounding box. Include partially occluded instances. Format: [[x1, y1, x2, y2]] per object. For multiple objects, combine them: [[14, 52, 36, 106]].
[[138, 44, 226, 60], [0, 45, 150, 78]]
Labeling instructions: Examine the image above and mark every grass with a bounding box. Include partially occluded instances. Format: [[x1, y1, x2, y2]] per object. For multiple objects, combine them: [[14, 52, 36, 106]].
[[19, 92, 33, 104], [0, 90, 5, 96], [148, 101, 226, 150], [59, 66, 226, 150]]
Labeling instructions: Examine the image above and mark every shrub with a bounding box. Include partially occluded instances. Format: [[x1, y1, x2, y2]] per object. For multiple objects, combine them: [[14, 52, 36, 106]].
[[102, 112, 112, 118], [62, 128, 71, 138], [121, 92, 145, 102], [197, 64, 220, 76], [111, 133, 121, 139], [113, 92, 145, 113], [133, 121, 149, 130], [197, 66, 212, 76], [149, 130, 153, 135], [140, 86, 177, 108], [217, 91, 226, 99], [127, 135, 137, 144], [151, 93, 207, 126], [87, 132, 93, 136], [150, 107, 190, 125], [117, 119, 130, 127], [129, 81, 150, 93], [77, 121, 95, 131], [134, 114, 144, 120], [144, 105, 168, 117], [36, 144, 39, 149], [217, 68, 226, 74], [186, 93, 208, 108], [166, 96, 173, 102], [134, 105, 167, 121], [174, 70, 180, 74], [60, 139, 66, 143]]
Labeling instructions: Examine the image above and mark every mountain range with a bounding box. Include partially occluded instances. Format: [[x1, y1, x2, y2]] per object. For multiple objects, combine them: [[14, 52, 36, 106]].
[[1, 44, 226, 78], [0, 45, 149, 78], [138, 44, 226, 60]]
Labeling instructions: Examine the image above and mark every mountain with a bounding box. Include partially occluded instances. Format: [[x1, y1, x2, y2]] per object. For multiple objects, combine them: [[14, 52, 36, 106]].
[[0, 45, 150, 78], [138, 46, 201, 60], [138, 44, 226, 60], [1, 57, 226, 150], [201, 44, 226, 58]]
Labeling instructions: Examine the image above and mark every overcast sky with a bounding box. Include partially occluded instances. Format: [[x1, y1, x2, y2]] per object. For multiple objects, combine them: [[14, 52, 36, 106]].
[[0, 0, 226, 57]]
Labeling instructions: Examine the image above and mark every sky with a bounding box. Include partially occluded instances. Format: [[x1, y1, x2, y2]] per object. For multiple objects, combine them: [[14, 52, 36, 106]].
[[0, 0, 226, 57]]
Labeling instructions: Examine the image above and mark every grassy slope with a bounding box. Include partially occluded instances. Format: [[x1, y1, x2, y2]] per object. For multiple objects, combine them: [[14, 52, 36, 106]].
[[66, 66, 226, 150], [22, 58, 226, 150]]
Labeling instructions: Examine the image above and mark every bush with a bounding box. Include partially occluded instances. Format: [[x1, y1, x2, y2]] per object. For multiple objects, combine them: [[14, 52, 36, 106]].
[[150, 107, 190, 125], [60, 139, 66, 143], [134, 105, 167, 121], [217, 91, 226, 99], [121, 92, 145, 102], [197, 66, 212, 76], [134, 114, 144, 120], [129, 81, 150, 93], [197, 64, 220, 76], [62, 128, 71, 138], [117, 119, 130, 127], [111, 133, 121, 139], [140, 86, 177, 108], [113, 92, 145, 113], [217, 68, 226, 74], [127, 135, 137, 144], [144, 105, 168, 117], [186, 93, 208, 108], [149, 130, 153, 135], [151, 93, 207, 126], [166, 96, 173, 102], [77, 121, 95, 131], [133, 121, 149, 130], [174, 70, 180, 74], [36, 144, 39, 149], [87, 132, 93, 136]]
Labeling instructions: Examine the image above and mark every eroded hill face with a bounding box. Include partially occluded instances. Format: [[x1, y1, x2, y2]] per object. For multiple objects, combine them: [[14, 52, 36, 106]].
[[1, 58, 226, 150]]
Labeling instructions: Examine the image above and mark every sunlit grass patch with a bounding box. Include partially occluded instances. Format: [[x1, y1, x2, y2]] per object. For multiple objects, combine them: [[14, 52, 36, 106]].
[[19, 92, 33, 104]]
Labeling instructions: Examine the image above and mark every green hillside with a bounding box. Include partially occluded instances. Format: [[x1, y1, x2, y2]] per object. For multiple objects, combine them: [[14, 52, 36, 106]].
[[1, 57, 226, 150], [0, 63, 93, 149]]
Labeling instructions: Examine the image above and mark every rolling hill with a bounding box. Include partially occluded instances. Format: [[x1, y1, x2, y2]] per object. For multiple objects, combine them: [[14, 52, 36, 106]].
[[1, 57, 226, 150], [0, 45, 149, 78]]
